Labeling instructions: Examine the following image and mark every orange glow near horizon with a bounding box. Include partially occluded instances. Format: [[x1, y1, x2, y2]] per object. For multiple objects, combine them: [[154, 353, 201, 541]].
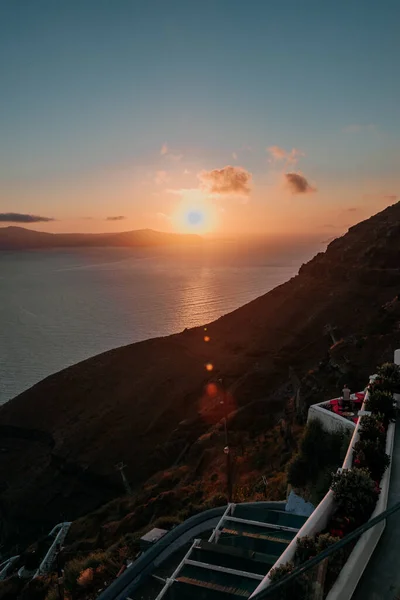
[[170, 193, 217, 234]]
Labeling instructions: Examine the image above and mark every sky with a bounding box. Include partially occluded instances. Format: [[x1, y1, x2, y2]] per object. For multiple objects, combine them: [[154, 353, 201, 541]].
[[0, 0, 399, 237]]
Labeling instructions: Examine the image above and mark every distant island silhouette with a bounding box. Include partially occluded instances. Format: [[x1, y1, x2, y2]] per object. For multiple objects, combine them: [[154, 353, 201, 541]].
[[0, 226, 202, 250]]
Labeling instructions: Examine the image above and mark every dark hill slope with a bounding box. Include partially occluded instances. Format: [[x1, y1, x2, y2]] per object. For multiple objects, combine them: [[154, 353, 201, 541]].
[[0, 202, 400, 540]]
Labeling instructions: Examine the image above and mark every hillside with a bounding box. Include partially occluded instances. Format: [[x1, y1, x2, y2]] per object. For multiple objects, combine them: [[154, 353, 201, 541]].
[[0, 202, 400, 552], [0, 226, 201, 250]]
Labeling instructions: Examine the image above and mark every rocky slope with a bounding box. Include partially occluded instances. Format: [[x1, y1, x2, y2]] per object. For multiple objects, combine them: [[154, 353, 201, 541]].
[[1, 202, 400, 548]]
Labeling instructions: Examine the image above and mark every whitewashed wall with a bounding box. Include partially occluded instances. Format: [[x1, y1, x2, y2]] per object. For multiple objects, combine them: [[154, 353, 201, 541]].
[[308, 402, 356, 434]]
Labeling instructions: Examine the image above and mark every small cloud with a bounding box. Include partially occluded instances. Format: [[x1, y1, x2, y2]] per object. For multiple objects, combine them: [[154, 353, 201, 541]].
[[198, 165, 252, 197], [160, 143, 182, 161], [267, 146, 304, 166], [322, 224, 336, 229], [232, 152, 238, 160], [183, 169, 191, 175], [342, 124, 375, 133], [383, 194, 398, 202], [106, 215, 126, 221], [285, 172, 317, 195], [166, 153, 183, 162], [346, 207, 358, 212], [155, 170, 169, 185], [156, 212, 171, 221], [0, 212, 54, 223]]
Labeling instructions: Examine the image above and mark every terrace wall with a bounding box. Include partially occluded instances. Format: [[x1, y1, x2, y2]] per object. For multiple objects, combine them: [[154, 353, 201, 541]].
[[250, 350, 400, 599]]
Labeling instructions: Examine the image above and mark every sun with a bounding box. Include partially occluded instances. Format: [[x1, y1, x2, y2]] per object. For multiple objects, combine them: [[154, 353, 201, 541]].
[[171, 196, 217, 234]]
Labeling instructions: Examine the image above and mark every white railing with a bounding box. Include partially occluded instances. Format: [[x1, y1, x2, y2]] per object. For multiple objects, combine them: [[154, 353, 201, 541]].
[[250, 368, 397, 599]]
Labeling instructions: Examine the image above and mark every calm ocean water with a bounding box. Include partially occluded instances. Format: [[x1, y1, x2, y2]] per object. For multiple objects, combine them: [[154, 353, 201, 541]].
[[0, 240, 322, 405]]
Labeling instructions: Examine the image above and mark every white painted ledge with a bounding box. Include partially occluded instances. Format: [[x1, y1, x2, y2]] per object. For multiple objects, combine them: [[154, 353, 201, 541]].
[[326, 420, 396, 599], [308, 403, 356, 434]]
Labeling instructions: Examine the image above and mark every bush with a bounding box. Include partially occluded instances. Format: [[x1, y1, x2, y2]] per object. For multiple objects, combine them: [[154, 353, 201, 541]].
[[269, 562, 308, 599], [353, 439, 390, 482], [331, 468, 379, 524], [64, 551, 119, 595], [311, 467, 335, 506], [365, 389, 395, 423], [295, 536, 317, 563], [316, 533, 348, 579], [377, 362, 400, 393], [151, 515, 182, 530], [287, 420, 349, 493], [287, 454, 311, 488], [358, 414, 386, 443]]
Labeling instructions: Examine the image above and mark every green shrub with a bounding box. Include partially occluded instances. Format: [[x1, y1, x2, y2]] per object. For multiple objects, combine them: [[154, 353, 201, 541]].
[[295, 536, 317, 563], [365, 389, 395, 423], [287, 420, 349, 493], [287, 454, 311, 488], [151, 515, 182, 530], [377, 362, 400, 393], [353, 439, 390, 482], [269, 562, 308, 599], [358, 414, 386, 443], [311, 466, 335, 506], [331, 468, 379, 523], [316, 533, 347, 578], [64, 551, 119, 594]]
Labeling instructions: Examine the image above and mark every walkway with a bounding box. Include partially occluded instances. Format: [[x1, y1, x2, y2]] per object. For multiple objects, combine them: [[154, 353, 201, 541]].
[[353, 421, 400, 600], [153, 504, 308, 599]]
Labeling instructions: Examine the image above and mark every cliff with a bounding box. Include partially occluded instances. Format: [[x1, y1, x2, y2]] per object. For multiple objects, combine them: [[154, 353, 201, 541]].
[[1, 202, 400, 547]]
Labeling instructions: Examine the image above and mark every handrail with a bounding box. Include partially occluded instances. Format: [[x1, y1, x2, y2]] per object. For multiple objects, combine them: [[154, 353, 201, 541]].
[[250, 500, 400, 599]]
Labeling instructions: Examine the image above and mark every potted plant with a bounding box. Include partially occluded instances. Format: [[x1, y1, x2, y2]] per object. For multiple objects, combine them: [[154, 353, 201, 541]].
[[365, 389, 395, 424], [353, 438, 390, 482], [331, 468, 379, 525], [358, 414, 386, 443]]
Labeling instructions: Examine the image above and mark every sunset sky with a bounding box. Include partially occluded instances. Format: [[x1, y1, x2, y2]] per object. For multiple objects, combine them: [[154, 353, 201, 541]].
[[0, 0, 399, 237]]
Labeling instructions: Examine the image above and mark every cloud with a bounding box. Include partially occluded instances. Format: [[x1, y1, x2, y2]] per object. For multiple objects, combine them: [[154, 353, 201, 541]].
[[198, 165, 252, 196], [322, 224, 336, 229], [106, 215, 126, 221], [383, 194, 398, 202], [268, 146, 304, 166], [183, 169, 191, 175], [160, 142, 182, 161], [0, 212, 54, 223], [166, 153, 183, 162], [285, 172, 317, 195], [156, 212, 171, 221], [155, 170, 169, 185], [346, 207, 358, 212], [343, 124, 375, 133], [232, 152, 238, 160]]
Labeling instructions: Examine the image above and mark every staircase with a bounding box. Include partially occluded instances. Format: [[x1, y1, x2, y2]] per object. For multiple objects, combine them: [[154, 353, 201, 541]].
[[154, 505, 308, 599]]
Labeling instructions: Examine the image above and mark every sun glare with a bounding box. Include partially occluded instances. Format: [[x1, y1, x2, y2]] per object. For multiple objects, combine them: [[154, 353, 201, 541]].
[[171, 195, 217, 234]]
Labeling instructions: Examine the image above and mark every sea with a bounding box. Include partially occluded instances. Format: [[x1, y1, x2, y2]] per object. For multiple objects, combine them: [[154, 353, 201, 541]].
[[0, 239, 323, 405]]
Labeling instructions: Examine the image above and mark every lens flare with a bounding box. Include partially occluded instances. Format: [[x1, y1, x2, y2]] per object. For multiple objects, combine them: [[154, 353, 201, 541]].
[[171, 195, 217, 233]]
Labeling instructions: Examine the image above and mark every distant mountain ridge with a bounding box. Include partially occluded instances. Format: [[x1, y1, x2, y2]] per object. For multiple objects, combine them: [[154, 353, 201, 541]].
[[0, 226, 202, 250]]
